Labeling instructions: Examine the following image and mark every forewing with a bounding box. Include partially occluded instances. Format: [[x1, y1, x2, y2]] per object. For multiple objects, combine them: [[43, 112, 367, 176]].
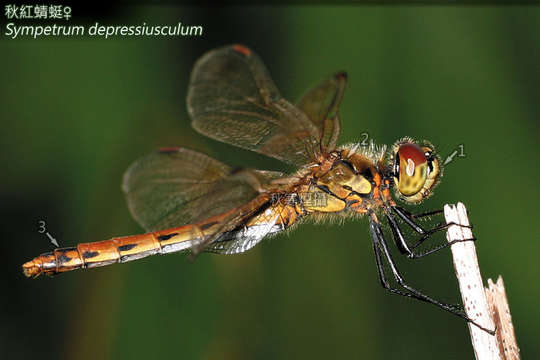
[[122, 147, 281, 232], [187, 44, 321, 166], [296, 72, 347, 153]]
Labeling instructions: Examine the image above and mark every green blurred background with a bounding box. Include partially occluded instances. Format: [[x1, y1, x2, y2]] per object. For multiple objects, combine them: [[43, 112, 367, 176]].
[[2, 5, 539, 359]]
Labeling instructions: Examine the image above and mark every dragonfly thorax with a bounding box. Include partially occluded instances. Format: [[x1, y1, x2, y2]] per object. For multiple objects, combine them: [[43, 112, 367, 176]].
[[302, 138, 443, 215], [317, 160, 374, 198], [301, 145, 385, 214]]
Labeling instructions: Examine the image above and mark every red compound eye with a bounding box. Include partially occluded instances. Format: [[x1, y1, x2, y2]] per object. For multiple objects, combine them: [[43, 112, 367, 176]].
[[398, 143, 426, 166], [394, 143, 429, 196]]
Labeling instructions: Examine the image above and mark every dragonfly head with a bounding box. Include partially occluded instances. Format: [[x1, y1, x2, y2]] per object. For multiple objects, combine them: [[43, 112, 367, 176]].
[[389, 138, 442, 204]]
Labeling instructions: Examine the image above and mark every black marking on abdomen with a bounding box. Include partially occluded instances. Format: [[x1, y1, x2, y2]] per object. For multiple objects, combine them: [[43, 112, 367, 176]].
[[82, 251, 99, 259], [157, 233, 178, 241], [57, 253, 72, 265], [117, 244, 137, 252], [55, 247, 76, 265]]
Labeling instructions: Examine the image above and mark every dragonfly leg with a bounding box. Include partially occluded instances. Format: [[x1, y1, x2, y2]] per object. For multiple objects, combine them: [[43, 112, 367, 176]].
[[384, 210, 413, 256], [392, 206, 473, 235], [389, 206, 475, 257], [369, 216, 493, 334], [393, 206, 443, 220], [409, 237, 477, 259]]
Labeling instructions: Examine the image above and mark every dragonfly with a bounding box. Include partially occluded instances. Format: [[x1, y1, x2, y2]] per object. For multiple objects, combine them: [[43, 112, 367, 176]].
[[22, 44, 483, 330]]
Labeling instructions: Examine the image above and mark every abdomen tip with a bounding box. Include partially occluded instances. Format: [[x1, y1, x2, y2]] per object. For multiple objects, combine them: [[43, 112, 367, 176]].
[[22, 260, 40, 278]]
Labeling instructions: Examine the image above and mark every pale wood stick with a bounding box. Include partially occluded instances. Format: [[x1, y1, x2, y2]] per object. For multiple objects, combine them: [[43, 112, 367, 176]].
[[444, 202, 501, 360], [486, 277, 521, 360]]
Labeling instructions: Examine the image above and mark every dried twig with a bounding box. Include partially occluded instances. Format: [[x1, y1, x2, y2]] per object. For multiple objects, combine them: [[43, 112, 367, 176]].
[[486, 277, 521, 360], [444, 202, 519, 360]]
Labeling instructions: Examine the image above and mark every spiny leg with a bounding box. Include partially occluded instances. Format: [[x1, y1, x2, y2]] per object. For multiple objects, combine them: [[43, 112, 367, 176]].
[[393, 206, 443, 221], [370, 221, 418, 299], [384, 210, 412, 256], [390, 206, 475, 255], [392, 206, 473, 235], [410, 237, 477, 259], [407, 221, 475, 257], [384, 210, 476, 259], [369, 215, 493, 334], [370, 218, 464, 314]]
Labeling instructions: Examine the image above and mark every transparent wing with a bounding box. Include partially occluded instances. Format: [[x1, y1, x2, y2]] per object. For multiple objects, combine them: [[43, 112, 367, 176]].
[[296, 72, 347, 153], [122, 147, 283, 232], [187, 44, 322, 166]]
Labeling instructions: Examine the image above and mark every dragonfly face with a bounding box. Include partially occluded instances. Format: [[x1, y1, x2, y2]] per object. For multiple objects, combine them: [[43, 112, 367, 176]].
[[22, 43, 478, 331], [389, 139, 442, 203]]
